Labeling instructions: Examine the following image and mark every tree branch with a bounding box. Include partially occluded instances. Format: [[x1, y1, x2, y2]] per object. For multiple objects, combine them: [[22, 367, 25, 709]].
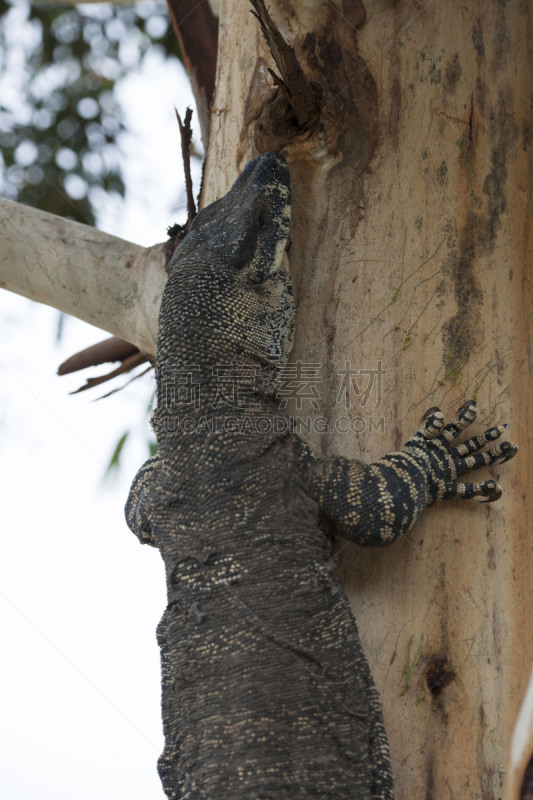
[[0, 198, 167, 359]]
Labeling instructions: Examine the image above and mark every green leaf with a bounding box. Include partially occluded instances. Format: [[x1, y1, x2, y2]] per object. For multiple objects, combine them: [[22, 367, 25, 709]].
[[105, 430, 129, 475]]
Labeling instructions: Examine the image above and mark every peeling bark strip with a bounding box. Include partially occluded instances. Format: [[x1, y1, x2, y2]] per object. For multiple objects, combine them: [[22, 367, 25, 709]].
[[250, 0, 319, 129], [61, 352, 149, 396], [58, 336, 140, 375], [57, 335, 149, 394], [247, 0, 377, 165]]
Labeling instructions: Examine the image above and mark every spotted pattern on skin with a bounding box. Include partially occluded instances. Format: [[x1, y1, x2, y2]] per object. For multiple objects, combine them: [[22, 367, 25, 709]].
[[307, 401, 517, 546], [125, 152, 517, 800]]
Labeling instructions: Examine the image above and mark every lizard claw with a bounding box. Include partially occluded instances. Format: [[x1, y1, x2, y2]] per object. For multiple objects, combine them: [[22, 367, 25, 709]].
[[498, 441, 519, 464], [479, 480, 503, 503]]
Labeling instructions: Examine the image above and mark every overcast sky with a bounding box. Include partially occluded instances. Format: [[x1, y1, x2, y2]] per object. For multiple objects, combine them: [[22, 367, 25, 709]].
[[0, 31, 202, 799]]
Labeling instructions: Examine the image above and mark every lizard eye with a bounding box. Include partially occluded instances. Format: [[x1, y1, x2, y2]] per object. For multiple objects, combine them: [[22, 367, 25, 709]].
[[256, 213, 266, 228]]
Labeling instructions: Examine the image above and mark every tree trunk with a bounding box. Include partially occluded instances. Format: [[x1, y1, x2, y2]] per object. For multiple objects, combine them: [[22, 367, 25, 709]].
[[3, 0, 530, 796], [202, 2, 532, 797]]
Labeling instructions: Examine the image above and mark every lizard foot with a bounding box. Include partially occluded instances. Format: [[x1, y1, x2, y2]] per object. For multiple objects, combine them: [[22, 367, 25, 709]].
[[404, 401, 518, 504], [125, 454, 159, 546]]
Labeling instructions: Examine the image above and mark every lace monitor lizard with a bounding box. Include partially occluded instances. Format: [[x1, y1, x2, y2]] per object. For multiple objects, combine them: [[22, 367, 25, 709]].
[[126, 151, 517, 799]]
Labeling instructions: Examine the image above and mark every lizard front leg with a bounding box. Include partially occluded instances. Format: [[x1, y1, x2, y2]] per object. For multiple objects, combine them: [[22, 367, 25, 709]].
[[305, 401, 518, 546], [125, 454, 159, 547]]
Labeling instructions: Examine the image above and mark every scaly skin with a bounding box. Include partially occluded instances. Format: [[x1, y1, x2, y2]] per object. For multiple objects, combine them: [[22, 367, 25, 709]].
[[126, 152, 517, 799]]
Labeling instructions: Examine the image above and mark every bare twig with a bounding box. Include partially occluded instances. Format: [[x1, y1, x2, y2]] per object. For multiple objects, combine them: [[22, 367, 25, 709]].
[[175, 107, 197, 230]]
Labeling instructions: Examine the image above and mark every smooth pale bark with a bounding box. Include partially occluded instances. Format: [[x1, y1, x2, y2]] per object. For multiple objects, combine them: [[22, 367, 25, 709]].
[[203, 2, 532, 798], [0, 198, 166, 357]]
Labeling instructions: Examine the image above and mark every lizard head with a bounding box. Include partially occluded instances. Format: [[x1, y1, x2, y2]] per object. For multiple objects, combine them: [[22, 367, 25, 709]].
[[172, 151, 291, 281], [161, 152, 295, 370]]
